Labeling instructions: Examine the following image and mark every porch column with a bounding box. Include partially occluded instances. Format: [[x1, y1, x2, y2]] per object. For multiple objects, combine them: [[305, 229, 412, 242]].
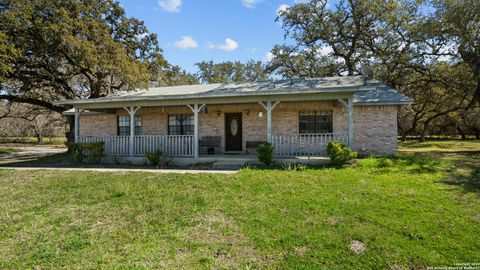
[[187, 103, 206, 159], [337, 98, 354, 148], [123, 106, 141, 157], [347, 97, 354, 149], [259, 101, 280, 143], [74, 108, 80, 143]]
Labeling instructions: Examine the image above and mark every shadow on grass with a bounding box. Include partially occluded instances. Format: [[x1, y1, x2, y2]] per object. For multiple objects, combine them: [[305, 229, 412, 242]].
[[0, 152, 229, 171], [361, 153, 446, 174], [0, 152, 150, 169], [440, 151, 480, 194]]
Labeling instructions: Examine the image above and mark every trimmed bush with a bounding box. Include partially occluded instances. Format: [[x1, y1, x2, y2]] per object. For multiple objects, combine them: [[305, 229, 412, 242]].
[[326, 141, 357, 168], [145, 150, 170, 168], [68, 142, 105, 162], [256, 143, 274, 165]]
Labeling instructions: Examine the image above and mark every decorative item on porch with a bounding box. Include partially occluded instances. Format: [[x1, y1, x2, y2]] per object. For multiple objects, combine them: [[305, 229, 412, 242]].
[[199, 136, 221, 155]]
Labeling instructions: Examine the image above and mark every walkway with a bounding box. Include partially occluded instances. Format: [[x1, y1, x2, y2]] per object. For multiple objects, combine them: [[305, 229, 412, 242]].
[[0, 166, 238, 174]]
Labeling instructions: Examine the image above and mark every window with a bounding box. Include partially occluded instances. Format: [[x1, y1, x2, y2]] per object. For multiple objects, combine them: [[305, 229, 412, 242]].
[[299, 110, 333, 133], [168, 114, 194, 135], [117, 115, 142, 136]]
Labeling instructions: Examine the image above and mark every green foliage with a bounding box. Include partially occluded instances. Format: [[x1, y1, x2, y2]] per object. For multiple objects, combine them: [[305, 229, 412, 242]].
[[145, 150, 171, 168], [256, 143, 274, 165], [68, 142, 104, 163], [326, 141, 357, 168], [281, 162, 308, 171], [195, 60, 269, 83], [145, 150, 164, 168], [0, 0, 194, 114], [0, 148, 20, 154], [271, 0, 480, 139]]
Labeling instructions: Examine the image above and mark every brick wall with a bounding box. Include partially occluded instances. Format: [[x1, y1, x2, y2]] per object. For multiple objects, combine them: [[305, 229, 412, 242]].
[[78, 101, 399, 155], [335, 105, 398, 155]]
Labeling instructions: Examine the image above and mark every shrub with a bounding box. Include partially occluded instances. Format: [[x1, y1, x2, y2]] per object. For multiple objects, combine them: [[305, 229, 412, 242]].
[[256, 143, 274, 165], [326, 141, 357, 168], [68, 142, 105, 162], [281, 162, 308, 171], [145, 150, 170, 168]]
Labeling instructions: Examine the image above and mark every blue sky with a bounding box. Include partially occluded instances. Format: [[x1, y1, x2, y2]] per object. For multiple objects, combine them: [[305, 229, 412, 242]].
[[117, 0, 304, 73]]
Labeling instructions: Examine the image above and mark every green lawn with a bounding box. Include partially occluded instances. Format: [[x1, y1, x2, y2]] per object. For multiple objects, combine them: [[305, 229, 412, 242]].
[[0, 148, 20, 154], [0, 136, 66, 145], [0, 141, 479, 269]]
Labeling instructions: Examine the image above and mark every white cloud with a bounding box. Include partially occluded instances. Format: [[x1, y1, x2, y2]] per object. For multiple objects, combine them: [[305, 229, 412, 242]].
[[242, 0, 262, 8], [157, 0, 182, 12], [206, 38, 239, 51], [217, 38, 239, 51], [263, 52, 273, 62], [277, 4, 289, 15], [319, 45, 333, 56], [174, 36, 198, 49]]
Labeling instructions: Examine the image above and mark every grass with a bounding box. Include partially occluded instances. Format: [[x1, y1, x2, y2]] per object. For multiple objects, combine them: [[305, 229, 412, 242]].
[[0, 148, 20, 154], [0, 136, 67, 145], [0, 141, 479, 269]]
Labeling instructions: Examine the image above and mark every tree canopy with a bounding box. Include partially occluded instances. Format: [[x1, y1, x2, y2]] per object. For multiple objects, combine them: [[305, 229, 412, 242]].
[[195, 60, 269, 84], [269, 0, 480, 139], [0, 0, 194, 113]]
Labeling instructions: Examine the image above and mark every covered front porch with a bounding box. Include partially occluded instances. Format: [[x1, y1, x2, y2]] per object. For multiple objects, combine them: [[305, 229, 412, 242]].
[[72, 97, 354, 159]]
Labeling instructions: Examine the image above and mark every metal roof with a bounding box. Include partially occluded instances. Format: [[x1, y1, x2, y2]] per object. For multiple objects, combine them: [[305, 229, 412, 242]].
[[354, 85, 413, 105], [55, 76, 413, 106]]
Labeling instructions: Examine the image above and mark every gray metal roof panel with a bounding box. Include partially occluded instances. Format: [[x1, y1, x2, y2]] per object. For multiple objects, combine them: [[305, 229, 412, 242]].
[[54, 76, 413, 106], [353, 85, 413, 105]]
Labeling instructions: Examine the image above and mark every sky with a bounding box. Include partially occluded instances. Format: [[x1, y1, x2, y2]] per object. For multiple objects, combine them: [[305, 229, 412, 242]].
[[116, 0, 308, 74]]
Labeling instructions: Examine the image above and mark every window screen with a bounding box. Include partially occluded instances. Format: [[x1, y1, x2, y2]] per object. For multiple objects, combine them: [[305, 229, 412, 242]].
[[299, 110, 333, 133], [168, 114, 194, 135], [117, 115, 142, 136]]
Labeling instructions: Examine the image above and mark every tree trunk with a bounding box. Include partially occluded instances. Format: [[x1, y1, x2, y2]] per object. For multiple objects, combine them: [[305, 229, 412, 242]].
[[474, 129, 480, 140], [65, 115, 75, 152], [37, 134, 43, 143], [419, 121, 430, 142], [457, 126, 466, 139]]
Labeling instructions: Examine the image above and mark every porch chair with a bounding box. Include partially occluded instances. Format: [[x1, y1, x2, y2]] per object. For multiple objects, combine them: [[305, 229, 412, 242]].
[[199, 136, 222, 155]]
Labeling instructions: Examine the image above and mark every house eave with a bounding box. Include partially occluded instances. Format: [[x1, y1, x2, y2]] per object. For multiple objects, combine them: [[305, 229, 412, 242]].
[[53, 85, 370, 107], [354, 101, 414, 106], [56, 91, 357, 110]]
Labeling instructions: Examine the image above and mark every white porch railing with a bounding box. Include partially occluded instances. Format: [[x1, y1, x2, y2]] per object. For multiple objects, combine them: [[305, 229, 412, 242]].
[[78, 136, 130, 156], [271, 133, 348, 157], [77, 135, 194, 157], [133, 135, 193, 157]]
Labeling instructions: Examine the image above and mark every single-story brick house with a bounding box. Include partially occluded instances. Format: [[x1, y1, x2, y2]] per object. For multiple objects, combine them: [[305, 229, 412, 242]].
[[56, 76, 412, 160]]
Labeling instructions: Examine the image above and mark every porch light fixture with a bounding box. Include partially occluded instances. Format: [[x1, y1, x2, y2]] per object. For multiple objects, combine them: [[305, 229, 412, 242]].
[[245, 109, 249, 116], [216, 110, 221, 117], [258, 112, 263, 117]]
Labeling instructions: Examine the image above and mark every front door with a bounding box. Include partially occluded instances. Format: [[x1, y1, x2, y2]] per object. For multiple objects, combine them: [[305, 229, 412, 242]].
[[225, 113, 242, 152]]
